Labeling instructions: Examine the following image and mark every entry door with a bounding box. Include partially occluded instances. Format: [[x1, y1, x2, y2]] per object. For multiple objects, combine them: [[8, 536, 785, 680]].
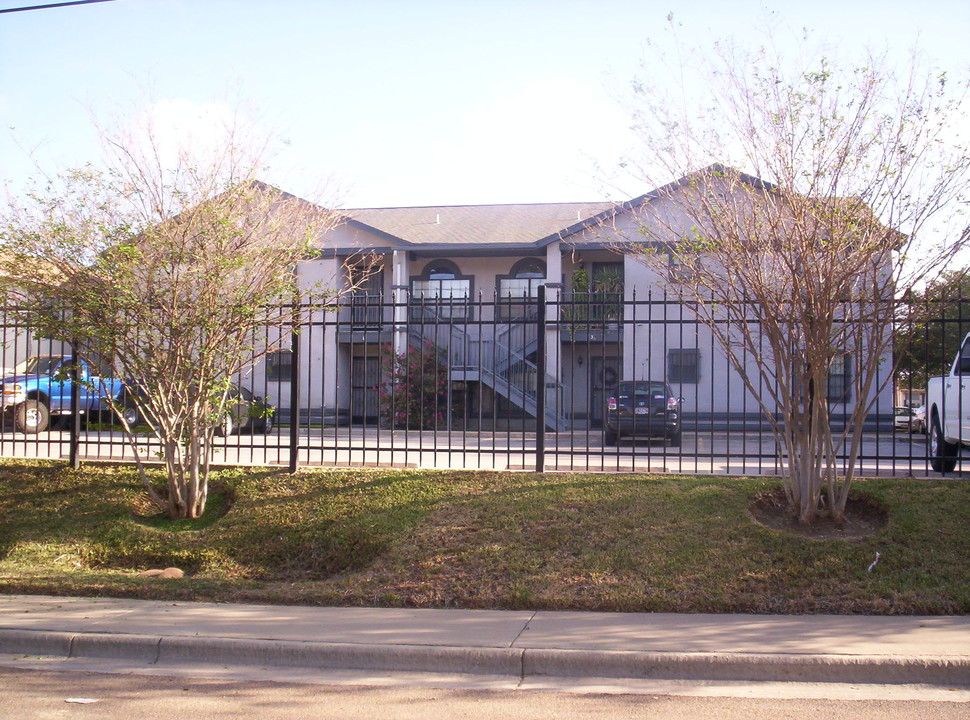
[[350, 356, 381, 424], [589, 356, 620, 428]]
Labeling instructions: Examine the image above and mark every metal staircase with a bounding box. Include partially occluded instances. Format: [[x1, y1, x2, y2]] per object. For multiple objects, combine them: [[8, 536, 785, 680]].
[[408, 322, 569, 431]]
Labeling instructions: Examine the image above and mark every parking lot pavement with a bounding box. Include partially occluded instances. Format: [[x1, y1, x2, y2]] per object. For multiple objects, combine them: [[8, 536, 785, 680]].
[[0, 427, 942, 477]]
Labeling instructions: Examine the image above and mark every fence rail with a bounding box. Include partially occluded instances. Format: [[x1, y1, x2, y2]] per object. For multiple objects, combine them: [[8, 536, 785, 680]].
[[0, 290, 955, 477]]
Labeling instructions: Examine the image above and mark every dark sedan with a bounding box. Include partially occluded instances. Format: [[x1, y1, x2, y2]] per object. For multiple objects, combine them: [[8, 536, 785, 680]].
[[215, 385, 275, 436], [117, 384, 275, 435], [604, 380, 682, 446]]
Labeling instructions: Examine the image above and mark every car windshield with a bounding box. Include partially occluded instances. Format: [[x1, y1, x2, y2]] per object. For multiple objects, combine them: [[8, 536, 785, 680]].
[[617, 381, 668, 398], [216, 385, 251, 402], [18, 356, 64, 375]]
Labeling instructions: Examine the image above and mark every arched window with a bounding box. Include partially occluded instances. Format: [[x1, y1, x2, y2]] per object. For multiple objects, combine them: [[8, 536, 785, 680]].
[[424, 260, 462, 282], [504, 258, 546, 291], [497, 258, 547, 319], [410, 260, 472, 320]]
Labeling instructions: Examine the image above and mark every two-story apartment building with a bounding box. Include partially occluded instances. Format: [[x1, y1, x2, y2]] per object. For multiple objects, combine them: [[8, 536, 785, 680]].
[[264, 167, 893, 432]]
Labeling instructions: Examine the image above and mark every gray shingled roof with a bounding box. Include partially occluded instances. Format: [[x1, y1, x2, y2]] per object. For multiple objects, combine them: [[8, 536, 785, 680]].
[[345, 202, 616, 246]]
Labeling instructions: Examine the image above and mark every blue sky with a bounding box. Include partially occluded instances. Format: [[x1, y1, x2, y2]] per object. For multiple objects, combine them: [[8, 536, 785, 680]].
[[1, 0, 968, 208]]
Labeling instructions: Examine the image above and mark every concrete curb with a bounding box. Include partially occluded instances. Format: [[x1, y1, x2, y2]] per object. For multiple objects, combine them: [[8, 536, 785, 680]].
[[157, 636, 523, 676], [2, 629, 968, 686], [523, 648, 970, 685], [0, 629, 73, 657]]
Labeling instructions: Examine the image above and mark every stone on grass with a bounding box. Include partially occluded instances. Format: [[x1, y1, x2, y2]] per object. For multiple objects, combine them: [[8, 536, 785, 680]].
[[138, 567, 185, 579]]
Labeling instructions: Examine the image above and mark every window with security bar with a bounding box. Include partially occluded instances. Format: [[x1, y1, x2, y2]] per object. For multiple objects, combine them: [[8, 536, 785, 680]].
[[667, 348, 700, 384]]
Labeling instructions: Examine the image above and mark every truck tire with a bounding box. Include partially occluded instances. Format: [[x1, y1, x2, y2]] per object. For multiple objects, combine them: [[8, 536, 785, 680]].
[[121, 405, 141, 427], [930, 415, 958, 473], [15, 399, 49, 434]]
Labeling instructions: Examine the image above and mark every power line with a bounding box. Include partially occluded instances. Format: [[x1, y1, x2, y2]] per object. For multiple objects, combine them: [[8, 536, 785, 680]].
[[0, 0, 116, 14]]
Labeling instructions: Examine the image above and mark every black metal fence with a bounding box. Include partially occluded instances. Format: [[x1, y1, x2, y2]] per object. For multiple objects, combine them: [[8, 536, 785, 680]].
[[0, 290, 957, 477]]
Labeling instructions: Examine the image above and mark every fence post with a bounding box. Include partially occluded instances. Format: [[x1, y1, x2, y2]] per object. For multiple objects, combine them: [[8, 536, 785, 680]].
[[288, 307, 301, 474], [535, 286, 546, 472], [69, 342, 80, 470]]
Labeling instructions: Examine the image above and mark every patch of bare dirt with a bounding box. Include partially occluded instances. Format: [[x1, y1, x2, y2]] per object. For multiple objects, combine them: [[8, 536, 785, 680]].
[[129, 481, 234, 527], [749, 486, 888, 540]]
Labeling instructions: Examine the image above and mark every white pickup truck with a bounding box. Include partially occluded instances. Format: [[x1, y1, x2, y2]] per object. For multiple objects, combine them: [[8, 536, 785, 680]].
[[925, 331, 970, 472]]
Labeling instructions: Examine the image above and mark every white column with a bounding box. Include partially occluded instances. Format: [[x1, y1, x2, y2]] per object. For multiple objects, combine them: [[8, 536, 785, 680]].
[[391, 250, 410, 356], [315, 257, 340, 410], [544, 243, 563, 420]]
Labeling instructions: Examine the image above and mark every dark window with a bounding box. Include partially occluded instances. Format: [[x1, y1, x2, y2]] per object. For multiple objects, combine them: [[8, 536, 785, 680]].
[[591, 262, 624, 292], [564, 262, 623, 325], [667, 251, 695, 282], [958, 338, 970, 375], [348, 265, 384, 327], [827, 354, 852, 403], [590, 262, 623, 322], [347, 258, 383, 290], [667, 348, 700, 384], [266, 350, 293, 382], [22, 356, 63, 375]]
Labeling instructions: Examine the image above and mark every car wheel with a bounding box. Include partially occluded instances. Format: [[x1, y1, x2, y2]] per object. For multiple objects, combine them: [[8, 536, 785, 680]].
[[15, 399, 49, 434], [121, 405, 140, 427], [215, 414, 236, 437], [261, 414, 274, 435], [930, 416, 958, 473]]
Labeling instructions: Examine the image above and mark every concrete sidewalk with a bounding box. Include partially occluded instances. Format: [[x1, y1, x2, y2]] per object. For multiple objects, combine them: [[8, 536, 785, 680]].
[[1, 594, 968, 688]]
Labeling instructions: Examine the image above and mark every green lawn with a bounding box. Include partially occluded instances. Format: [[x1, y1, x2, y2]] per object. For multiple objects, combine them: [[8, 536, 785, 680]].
[[0, 460, 967, 614]]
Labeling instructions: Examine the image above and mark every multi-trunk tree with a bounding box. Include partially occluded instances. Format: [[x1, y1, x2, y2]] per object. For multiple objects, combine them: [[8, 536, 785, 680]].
[[619, 36, 970, 524], [1, 120, 344, 518]]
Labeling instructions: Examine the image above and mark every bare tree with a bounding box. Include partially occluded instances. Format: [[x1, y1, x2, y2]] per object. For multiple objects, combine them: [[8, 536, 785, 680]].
[[618, 35, 970, 524], [0, 115, 346, 518]]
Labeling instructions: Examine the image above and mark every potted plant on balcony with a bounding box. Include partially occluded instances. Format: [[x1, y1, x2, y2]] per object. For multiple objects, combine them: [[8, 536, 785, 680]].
[[563, 268, 591, 340], [592, 267, 623, 334]]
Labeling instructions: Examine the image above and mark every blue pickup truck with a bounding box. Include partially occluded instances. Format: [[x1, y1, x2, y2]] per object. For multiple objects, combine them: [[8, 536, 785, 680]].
[[0, 355, 127, 433]]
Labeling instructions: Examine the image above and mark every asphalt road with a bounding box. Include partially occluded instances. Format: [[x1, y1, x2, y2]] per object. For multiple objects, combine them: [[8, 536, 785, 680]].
[[2, 667, 968, 720]]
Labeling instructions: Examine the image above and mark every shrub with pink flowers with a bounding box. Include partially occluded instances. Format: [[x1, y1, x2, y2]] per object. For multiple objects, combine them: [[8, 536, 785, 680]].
[[378, 341, 451, 429]]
